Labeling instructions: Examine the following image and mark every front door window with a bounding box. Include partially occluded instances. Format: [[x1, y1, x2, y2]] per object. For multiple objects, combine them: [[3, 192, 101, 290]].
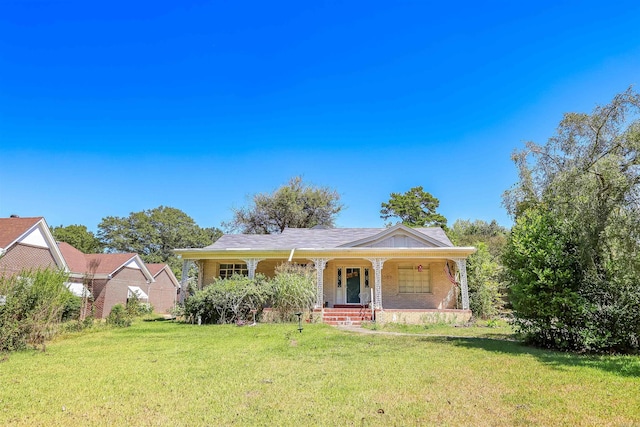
[[346, 268, 361, 304]]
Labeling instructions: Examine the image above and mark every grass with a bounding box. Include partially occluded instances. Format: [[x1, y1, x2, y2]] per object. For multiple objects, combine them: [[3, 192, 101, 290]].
[[1, 320, 639, 426], [362, 318, 517, 340]]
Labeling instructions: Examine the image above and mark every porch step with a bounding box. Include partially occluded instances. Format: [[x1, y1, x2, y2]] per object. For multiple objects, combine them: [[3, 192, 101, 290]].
[[318, 308, 373, 326]]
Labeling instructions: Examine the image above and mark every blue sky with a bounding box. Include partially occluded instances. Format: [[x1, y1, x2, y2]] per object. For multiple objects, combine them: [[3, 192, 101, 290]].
[[1, 1, 639, 233]]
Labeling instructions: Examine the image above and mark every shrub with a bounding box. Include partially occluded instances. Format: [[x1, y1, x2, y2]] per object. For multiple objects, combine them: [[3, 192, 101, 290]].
[[61, 296, 82, 322], [125, 294, 153, 317], [184, 274, 272, 324], [106, 304, 131, 327], [270, 263, 316, 321], [0, 268, 74, 352]]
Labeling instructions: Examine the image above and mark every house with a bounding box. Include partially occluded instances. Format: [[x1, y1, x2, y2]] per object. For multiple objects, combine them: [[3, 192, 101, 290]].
[[174, 224, 476, 325], [58, 242, 155, 318], [145, 263, 180, 314], [0, 216, 68, 276]]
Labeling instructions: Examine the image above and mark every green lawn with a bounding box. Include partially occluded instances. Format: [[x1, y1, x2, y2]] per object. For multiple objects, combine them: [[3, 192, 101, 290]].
[[1, 321, 639, 426]]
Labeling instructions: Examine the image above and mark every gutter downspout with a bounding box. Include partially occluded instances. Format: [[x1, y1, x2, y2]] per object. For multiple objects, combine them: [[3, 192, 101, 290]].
[[288, 248, 296, 263]]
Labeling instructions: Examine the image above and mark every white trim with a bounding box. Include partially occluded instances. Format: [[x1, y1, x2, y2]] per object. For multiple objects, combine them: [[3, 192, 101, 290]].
[[65, 282, 91, 298], [111, 255, 155, 282], [128, 286, 149, 300]]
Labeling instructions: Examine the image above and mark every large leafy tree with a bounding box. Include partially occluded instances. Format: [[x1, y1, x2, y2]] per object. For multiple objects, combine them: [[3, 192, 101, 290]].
[[98, 206, 221, 277], [380, 186, 447, 228], [51, 224, 104, 253], [503, 87, 640, 353], [225, 176, 343, 234]]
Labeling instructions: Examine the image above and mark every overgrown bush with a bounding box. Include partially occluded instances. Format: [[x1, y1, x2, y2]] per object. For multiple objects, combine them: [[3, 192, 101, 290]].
[[0, 268, 74, 352], [466, 243, 504, 319], [184, 274, 272, 324], [125, 294, 153, 317], [106, 304, 132, 327], [61, 296, 82, 322], [270, 263, 316, 321]]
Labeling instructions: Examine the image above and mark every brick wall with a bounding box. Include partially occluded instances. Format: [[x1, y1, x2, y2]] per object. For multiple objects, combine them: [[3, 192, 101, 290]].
[[380, 261, 458, 310], [149, 270, 178, 314], [94, 267, 150, 318], [0, 244, 58, 276], [376, 309, 472, 324]]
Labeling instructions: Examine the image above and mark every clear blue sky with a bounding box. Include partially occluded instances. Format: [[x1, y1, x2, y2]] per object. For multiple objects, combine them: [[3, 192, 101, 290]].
[[1, 0, 639, 232]]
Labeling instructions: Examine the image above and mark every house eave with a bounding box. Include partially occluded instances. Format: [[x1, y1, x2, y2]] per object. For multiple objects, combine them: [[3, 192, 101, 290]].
[[174, 246, 476, 260]]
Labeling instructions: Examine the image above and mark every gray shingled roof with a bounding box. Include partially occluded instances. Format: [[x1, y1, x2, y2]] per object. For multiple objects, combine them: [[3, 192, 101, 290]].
[[207, 227, 453, 249]]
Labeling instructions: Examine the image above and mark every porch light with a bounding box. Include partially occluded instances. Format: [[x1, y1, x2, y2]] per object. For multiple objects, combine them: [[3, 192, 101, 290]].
[[418, 264, 423, 272], [295, 311, 303, 333]]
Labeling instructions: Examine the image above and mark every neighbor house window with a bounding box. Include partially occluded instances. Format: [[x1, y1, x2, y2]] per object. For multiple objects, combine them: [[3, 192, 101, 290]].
[[398, 265, 431, 293], [219, 263, 248, 279]]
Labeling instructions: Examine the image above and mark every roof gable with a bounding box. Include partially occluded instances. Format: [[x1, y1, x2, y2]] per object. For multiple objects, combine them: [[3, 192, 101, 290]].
[[0, 217, 68, 270], [341, 224, 452, 248], [146, 263, 180, 287], [0, 217, 46, 248], [58, 241, 154, 281]]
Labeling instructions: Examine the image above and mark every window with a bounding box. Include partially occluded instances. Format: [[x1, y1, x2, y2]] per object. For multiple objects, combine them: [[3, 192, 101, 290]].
[[398, 265, 431, 293], [219, 263, 248, 279]]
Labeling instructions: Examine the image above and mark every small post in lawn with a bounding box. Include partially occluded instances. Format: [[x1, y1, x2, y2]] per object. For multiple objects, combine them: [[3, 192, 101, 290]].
[[295, 312, 303, 333]]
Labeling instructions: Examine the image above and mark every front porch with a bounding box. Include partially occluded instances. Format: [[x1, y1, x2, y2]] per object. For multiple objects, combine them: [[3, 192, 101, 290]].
[[314, 307, 472, 326]]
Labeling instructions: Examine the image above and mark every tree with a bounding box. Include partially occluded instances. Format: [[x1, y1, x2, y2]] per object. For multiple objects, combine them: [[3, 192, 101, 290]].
[[503, 87, 640, 353], [503, 207, 584, 350], [449, 219, 509, 319], [380, 186, 447, 228], [98, 206, 221, 278], [225, 176, 343, 234], [51, 224, 104, 254]]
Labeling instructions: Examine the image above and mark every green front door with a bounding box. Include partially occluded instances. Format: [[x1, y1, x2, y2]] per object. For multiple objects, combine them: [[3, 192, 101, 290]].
[[346, 268, 361, 304]]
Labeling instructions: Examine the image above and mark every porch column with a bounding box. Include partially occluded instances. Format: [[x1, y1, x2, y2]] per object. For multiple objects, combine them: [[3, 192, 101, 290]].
[[195, 260, 204, 289], [310, 258, 329, 309], [366, 258, 387, 310], [242, 258, 264, 279], [455, 259, 470, 310], [179, 259, 192, 303]]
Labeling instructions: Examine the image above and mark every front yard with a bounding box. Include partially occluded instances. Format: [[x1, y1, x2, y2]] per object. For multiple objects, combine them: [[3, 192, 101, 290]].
[[1, 320, 639, 425]]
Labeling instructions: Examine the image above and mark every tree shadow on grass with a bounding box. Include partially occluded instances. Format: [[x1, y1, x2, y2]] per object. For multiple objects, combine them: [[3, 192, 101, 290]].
[[416, 336, 640, 378]]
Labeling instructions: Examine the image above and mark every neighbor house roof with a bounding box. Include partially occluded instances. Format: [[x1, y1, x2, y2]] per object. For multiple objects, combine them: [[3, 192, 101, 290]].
[[58, 242, 155, 281], [0, 216, 68, 270], [0, 217, 43, 248], [146, 263, 180, 287]]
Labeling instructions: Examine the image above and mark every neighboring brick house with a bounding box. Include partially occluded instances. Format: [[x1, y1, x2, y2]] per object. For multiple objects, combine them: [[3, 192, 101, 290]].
[[58, 242, 155, 319], [0, 216, 68, 276], [145, 263, 180, 313]]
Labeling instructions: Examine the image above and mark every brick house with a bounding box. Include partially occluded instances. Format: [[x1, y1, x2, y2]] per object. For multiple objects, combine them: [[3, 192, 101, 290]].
[[58, 242, 155, 318], [145, 263, 179, 314], [175, 224, 476, 325], [0, 216, 68, 276]]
